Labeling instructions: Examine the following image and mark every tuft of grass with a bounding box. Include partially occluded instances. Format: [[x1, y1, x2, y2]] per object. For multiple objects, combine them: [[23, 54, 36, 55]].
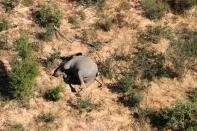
[[8, 123, 25, 131], [16, 34, 32, 59], [119, 91, 143, 108], [34, 4, 61, 28], [167, 0, 197, 14], [118, 1, 132, 11], [139, 24, 174, 44], [68, 97, 101, 112], [0, 34, 9, 50], [75, 0, 106, 9], [8, 34, 39, 98], [187, 88, 197, 103], [94, 17, 113, 32], [0, 18, 9, 32], [1, 0, 19, 12], [36, 25, 55, 41], [22, 0, 33, 6], [38, 113, 57, 123], [43, 51, 61, 67], [98, 57, 114, 79], [44, 86, 63, 101], [141, 0, 167, 19]]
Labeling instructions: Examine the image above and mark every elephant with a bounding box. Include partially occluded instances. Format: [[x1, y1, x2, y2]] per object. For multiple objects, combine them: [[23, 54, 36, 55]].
[[53, 52, 99, 92]]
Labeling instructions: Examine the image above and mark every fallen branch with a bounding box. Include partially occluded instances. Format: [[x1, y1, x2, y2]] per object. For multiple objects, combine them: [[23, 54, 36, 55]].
[[53, 26, 73, 43]]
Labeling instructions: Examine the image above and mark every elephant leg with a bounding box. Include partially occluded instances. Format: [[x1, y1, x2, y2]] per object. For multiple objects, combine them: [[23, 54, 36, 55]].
[[78, 71, 86, 89], [84, 77, 95, 87]]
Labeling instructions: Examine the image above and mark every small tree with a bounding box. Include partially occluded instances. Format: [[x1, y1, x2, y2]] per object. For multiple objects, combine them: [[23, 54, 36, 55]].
[[9, 34, 39, 98]]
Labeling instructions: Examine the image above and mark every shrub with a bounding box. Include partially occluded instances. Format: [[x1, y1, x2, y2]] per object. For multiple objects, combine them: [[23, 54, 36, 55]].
[[139, 24, 174, 44], [8, 123, 25, 131], [16, 34, 32, 59], [132, 47, 177, 81], [118, 1, 132, 11], [0, 34, 9, 50], [34, 5, 61, 28], [68, 97, 101, 112], [1, 0, 19, 12], [187, 88, 197, 103], [37, 25, 55, 41], [38, 113, 57, 123], [43, 51, 61, 67], [68, 15, 80, 28], [167, 0, 197, 13], [119, 91, 143, 107], [8, 34, 39, 98], [75, 0, 106, 7], [98, 57, 114, 79], [147, 103, 197, 130], [94, 17, 113, 31], [44, 86, 63, 101], [0, 18, 9, 32], [181, 34, 197, 58], [141, 0, 166, 19]]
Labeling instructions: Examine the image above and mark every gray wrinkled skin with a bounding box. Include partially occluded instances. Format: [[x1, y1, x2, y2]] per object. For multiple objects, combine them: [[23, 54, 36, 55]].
[[53, 53, 98, 91]]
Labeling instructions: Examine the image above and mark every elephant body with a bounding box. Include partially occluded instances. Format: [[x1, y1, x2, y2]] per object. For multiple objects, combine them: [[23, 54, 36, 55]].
[[53, 53, 98, 89]]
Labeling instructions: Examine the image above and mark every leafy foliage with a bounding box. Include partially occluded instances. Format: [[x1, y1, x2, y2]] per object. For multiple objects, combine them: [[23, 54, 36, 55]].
[[34, 5, 61, 28], [147, 103, 197, 130], [44, 86, 63, 101], [68, 97, 101, 112], [8, 34, 39, 98]]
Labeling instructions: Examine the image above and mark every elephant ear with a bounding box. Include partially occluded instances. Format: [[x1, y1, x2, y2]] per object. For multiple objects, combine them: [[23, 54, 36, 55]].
[[60, 52, 82, 61]]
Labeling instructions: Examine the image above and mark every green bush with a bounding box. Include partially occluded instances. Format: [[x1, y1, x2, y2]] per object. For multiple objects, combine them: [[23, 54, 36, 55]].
[[167, 0, 197, 13], [94, 17, 113, 31], [187, 88, 197, 102], [8, 34, 39, 98], [181, 34, 197, 58], [139, 24, 174, 44], [43, 51, 61, 67], [119, 91, 143, 107], [68, 97, 101, 112], [75, 0, 106, 7], [147, 103, 197, 130], [16, 34, 32, 59], [141, 0, 166, 19], [118, 1, 132, 11], [34, 5, 61, 28], [8, 123, 25, 131], [44, 86, 63, 101], [132, 47, 177, 81], [38, 113, 57, 123], [37, 25, 55, 41], [1, 0, 19, 12], [0, 18, 9, 32]]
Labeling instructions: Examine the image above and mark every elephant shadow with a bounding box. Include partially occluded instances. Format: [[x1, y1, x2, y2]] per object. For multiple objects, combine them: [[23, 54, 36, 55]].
[[0, 61, 10, 99]]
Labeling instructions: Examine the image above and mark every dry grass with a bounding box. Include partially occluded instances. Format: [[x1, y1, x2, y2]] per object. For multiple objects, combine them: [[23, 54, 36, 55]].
[[0, 0, 196, 130]]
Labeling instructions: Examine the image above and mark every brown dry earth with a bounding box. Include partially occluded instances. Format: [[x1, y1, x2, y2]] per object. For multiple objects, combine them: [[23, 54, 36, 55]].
[[0, 0, 197, 131]]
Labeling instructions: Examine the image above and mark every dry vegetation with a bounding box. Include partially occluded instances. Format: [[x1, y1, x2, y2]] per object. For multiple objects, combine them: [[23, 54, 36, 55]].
[[0, 0, 197, 130]]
